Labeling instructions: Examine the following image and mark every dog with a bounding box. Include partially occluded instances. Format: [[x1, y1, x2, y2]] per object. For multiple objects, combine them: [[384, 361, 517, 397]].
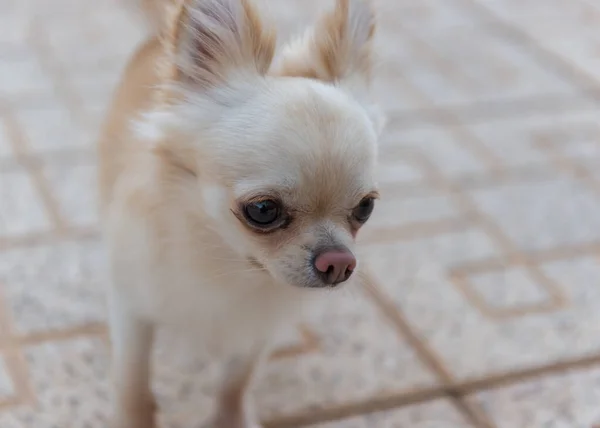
[[97, 0, 384, 426]]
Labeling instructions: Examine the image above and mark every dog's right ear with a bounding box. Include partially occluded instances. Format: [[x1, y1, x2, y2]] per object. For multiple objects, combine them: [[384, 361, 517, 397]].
[[271, 0, 375, 97], [271, 0, 384, 135], [160, 0, 276, 88]]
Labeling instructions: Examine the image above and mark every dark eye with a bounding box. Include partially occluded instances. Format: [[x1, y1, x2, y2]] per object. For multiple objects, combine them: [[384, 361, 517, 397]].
[[352, 197, 375, 223], [243, 199, 281, 227]]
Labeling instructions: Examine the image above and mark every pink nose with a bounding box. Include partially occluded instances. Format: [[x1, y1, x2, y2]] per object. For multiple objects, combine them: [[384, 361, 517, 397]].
[[313, 250, 357, 285]]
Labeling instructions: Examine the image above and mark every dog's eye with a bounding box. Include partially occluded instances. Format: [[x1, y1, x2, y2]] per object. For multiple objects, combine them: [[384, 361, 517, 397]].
[[352, 197, 375, 223], [244, 199, 281, 227]]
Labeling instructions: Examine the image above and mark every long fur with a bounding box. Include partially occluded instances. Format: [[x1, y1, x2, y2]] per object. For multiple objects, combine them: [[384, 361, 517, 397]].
[[99, 1, 383, 427]]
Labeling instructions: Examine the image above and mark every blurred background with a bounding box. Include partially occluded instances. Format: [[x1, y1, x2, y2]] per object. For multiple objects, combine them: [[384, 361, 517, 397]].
[[1, 0, 600, 427]]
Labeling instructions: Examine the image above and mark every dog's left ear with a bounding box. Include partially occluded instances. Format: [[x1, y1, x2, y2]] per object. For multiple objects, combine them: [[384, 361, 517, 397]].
[[272, 0, 384, 134], [159, 0, 276, 90]]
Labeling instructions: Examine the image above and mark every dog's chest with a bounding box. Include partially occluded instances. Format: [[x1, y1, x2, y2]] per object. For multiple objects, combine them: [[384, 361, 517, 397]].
[[135, 267, 314, 351]]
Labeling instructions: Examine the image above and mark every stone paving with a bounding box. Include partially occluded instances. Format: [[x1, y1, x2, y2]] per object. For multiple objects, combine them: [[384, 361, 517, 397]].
[[2, 0, 600, 427]]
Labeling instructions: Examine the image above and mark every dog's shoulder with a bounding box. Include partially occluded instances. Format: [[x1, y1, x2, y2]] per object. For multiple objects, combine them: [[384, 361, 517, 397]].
[[97, 37, 162, 209]]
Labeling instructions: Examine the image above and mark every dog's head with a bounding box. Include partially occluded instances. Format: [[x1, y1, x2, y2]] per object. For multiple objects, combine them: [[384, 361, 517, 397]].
[[142, 0, 384, 288]]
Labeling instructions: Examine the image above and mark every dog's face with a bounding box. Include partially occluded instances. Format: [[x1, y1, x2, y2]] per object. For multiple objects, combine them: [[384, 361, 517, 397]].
[[145, 0, 384, 288], [207, 79, 380, 288]]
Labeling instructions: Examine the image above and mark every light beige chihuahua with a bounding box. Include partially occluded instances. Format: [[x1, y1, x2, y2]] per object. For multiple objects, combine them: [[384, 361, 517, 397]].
[[98, 0, 384, 426]]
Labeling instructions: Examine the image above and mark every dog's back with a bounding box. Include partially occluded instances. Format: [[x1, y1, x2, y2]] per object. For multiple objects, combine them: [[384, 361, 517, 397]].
[[97, 0, 167, 210]]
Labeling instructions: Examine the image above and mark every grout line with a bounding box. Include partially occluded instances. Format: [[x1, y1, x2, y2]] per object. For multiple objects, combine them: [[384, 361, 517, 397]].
[[1, 348, 36, 407], [423, 96, 600, 320], [1, 2, 598, 426], [454, 352, 600, 395], [450, 240, 600, 274], [2, 323, 108, 350], [361, 218, 471, 245], [3, 309, 600, 427], [0, 108, 67, 232], [270, 325, 321, 361], [413, 92, 596, 124], [360, 272, 496, 428], [1, 320, 316, 362], [385, 91, 596, 127], [0, 227, 99, 251], [0, 284, 35, 408], [269, 8, 600, 425], [0, 277, 597, 425], [449, 395, 495, 428], [357, 6, 600, 417], [361, 273, 455, 384], [538, 142, 600, 197], [27, 18, 89, 127], [415, 108, 570, 311], [373, 22, 573, 425], [265, 387, 448, 428], [459, 0, 600, 97], [449, 269, 566, 321], [392, 23, 505, 173], [266, 344, 600, 428], [0, 148, 95, 173], [0, 397, 22, 411], [449, 163, 581, 189]]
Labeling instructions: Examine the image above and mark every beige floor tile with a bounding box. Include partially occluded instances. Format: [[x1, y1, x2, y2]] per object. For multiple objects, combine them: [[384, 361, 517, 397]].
[[463, 109, 600, 169], [150, 288, 439, 426], [255, 288, 439, 420], [41, 0, 145, 68], [380, 124, 489, 178], [307, 400, 475, 428], [0, 169, 50, 237], [370, 56, 432, 114], [467, 267, 550, 310], [363, 226, 503, 280], [370, 0, 581, 109], [42, 162, 98, 228], [366, 190, 463, 233], [468, 177, 600, 252], [0, 53, 55, 101], [0, 2, 31, 46], [0, 355, 16, 402], [0, 240, 107, 335], [367, 239, 600, 381], [0, 120, 14, 160], [376, 158, 426, 187], [403, 26, 578, 106], [377, 0, 485, 35], [583, 160, 600, 180], [0, 337, 111, 428], [468, 366, 600, 428], [473, 0, 600, 82], [473, 0, 590, 21], [14, 104, 91, 154], [69, 68, 123, 120], [2, 0, 600, 426]]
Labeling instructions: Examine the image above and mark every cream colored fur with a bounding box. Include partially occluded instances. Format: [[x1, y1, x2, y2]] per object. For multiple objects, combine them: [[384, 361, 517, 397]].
[[98, 0, 383, 427]]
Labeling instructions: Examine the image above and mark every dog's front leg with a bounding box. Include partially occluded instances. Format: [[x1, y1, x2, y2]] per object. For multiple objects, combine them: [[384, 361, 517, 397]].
[[109, 295, 156, 428], [209, 351, 267, 428]]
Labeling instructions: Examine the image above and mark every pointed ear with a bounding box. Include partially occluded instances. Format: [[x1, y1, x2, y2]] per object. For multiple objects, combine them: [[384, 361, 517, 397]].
[[160, 0, 276, 88], [272, 0, 375, 94]]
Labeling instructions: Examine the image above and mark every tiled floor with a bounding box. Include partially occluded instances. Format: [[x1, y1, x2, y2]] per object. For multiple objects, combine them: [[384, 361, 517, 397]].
[[1, 0, 600, 427]]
